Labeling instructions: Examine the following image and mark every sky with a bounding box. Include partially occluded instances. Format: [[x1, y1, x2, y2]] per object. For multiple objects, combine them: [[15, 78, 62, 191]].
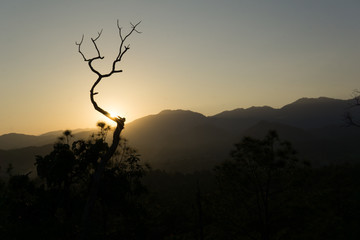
[[0, 0, 359, 135]]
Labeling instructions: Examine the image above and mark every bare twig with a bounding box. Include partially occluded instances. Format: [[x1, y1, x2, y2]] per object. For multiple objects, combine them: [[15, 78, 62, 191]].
[[90, 29, 103, 59], [130, 22, 142, 34], [75, 35, 87, 61]]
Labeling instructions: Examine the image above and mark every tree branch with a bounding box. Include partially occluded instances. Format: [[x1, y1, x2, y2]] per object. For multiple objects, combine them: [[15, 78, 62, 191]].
[[116, 20, 141, 61], [75, 35, 87, 61], [90, 29, 103, 59]]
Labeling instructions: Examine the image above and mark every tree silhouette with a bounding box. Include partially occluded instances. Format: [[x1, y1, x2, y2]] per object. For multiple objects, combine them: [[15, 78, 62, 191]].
[[75, 20, 141, 237], [34, 125, 149, 238], [345, 89, 360, 127], [215, 131, 304, 240]]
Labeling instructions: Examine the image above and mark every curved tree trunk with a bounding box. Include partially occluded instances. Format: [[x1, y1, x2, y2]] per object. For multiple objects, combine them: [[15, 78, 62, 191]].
[[80, 119, 124, 239], [75, 21, 141, 239]]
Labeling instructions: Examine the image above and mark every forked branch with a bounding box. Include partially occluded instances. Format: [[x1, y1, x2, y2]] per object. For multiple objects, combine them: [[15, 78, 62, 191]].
[[90, 29, 103, 59], [116, 20, 142, 61], [75, 30, 104, 62], [76, 21, 141, 124]]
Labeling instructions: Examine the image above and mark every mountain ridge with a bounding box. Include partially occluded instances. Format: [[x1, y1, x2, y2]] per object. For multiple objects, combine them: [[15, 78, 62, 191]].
[[0, 97, 350, 139], [1, 96, 359, 174]]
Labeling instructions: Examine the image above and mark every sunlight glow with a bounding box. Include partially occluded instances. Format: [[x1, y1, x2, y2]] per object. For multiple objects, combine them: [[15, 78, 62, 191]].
[[108, 111, 118, 119], [96, 106, 127, 128]]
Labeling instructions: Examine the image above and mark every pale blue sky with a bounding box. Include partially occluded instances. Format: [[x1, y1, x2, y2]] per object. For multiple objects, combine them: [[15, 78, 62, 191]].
[[0, 0, 359, 134]]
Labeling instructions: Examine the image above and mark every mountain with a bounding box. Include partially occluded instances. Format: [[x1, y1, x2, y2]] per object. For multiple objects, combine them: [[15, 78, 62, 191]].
[[1, 97, 359, 174], [0, 133, 40, 150], [122, 97, 360, 170], [0, 144, 53, 178], [123, 109, 235, 172], [213, 97, 352, 129], [276, 97, 351, 129], [0, 129, 94, 150]]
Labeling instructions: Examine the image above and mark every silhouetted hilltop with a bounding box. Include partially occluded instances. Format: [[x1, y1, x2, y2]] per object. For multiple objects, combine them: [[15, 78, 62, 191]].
[[287, 96, 340, 105], [126, 109, 207, 135], [213, 106, 277, 119], [0, 129, 94, 150], [122, 98, 359, 170], [0, 144, 53, 178], [0, 133, 40, 150], [212, 97, 352, 129], [209, 106, 279, 135], [1, 97, 359, 173], [278, 97, 351, 128], [123, 109, 232, 172]]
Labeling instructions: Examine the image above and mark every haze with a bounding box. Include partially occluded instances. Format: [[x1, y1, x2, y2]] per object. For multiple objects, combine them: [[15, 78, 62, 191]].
[[1, 0, 359, 135]]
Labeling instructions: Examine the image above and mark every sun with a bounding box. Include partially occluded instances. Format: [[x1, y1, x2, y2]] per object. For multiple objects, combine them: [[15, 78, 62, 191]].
[[108, 110, 118, 119], [97, 106, 127, 127], [97, 110, 123, 127]]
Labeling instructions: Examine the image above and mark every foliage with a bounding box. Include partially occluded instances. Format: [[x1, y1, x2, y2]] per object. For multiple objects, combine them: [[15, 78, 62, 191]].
[[0, 123, 149, 239], [1, 129, 360, 239]]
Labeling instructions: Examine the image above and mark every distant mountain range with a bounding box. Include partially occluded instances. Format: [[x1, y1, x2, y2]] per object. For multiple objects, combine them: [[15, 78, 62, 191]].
[[0, 129, 94, 150], [1, 97, 360, 176]]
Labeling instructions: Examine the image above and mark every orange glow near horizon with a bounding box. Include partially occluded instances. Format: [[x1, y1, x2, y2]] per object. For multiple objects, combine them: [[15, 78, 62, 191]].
[[1, 1, 360, 136]]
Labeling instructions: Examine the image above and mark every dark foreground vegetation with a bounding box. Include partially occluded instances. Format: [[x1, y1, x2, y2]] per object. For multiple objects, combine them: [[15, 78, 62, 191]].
[[0, 124, 359, 240]]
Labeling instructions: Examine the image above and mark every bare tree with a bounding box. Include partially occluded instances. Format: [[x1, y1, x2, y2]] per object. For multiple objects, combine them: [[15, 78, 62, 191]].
[[345, 89, 360, 127], [76, 20, 141, 238]]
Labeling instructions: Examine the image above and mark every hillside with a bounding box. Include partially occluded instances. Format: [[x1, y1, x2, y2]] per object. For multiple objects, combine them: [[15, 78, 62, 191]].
[[0, 144, 53, 178], [0, 129, 94, 150], [1, 97, 359, 174]]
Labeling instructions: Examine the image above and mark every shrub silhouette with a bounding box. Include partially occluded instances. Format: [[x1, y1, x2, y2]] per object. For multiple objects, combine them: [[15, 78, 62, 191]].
[[33, 124, 149, 238]]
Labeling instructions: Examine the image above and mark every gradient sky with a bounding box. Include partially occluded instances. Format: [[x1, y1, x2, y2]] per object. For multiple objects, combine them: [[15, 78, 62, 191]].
[[1, 0, 359, 135]]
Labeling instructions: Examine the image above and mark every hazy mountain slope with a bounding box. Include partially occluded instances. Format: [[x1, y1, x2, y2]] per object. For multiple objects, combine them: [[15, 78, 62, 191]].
[[240, 121, 328, 165], [212, 97, 352, 130], [0, 129, 94, 150], [276, 97, 352, 129], [0, 97, 353, 150], [122, 98, 359, 170], [123, 110, 234, 172], [1, 97, 359, 174], [0, 133, 40, 150], [213, 106, 278, 119], [0, 144, 53, 178]]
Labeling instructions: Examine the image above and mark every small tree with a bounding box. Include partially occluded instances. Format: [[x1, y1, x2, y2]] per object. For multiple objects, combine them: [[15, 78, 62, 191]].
[[75, 21, 141, 237], [214, 131, 305, 240], [345, 89, 360, 127]]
